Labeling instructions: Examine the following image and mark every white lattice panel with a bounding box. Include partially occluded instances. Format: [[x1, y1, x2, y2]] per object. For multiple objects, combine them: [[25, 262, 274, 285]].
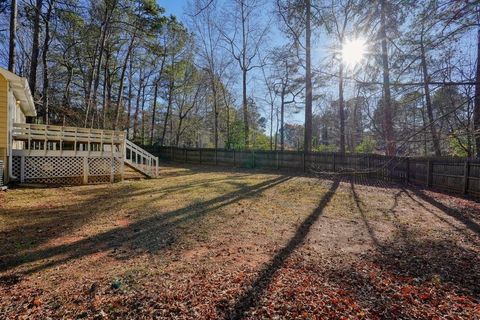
[[12, 156, 21, 177], [88, 157, 121, 176], [25, 156, 83, 179], [10, 155, 123, 185]]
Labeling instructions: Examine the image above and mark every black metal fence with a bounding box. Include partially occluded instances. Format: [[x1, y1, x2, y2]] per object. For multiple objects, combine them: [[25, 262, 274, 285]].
[[152, 146, 480, 200]]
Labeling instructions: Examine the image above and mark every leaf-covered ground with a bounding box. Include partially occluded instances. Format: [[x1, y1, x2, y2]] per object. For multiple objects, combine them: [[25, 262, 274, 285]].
[[1, 165, 479, 319]]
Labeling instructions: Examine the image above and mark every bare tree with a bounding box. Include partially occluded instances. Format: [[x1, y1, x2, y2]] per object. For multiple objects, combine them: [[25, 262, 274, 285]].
[[219, 0, 269, 148], [379, 0, 395, 155], [41, 0, 54, 124]]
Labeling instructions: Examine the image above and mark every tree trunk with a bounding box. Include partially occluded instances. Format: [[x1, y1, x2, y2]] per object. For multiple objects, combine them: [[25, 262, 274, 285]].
[[240, 1, 249, 148], [161, 78, 174, 146], [380, 0, 396, 156], [140, 73, 150, 145], [339, 61, 345, 154], [84, 5, 111, 127], [62, 65, 73, 109], [29, 0, 43, 95], [475, 20, 480, 158], [133, 68, 143, 139], [150, 54, 166, 145], [280, 87, 285, 151], [269, 100, 274, 150], [113, 34, 136, 129], [420, 38, 441, 156], [304, 0, 313, 152], [8, 0, 17, 72], [150, 79, 159, 145], [126, 57, 133, 138], [101, 48, 110, 129], [211, 75, 219, 149], [222, 88, 231, 149], [242, 68, 249, 148], [41, 0, 53, 125]]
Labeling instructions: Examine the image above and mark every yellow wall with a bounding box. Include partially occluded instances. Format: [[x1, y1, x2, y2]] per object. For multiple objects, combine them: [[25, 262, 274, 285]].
[[0, 73, 8, 183]]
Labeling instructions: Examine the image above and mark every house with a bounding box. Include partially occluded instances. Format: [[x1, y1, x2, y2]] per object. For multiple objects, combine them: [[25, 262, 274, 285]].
[[0, 67, 158, 186], [0, 68, 37, 184]]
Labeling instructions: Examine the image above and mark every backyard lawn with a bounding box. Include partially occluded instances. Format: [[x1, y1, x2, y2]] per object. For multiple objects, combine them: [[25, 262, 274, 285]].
[[1, 165, 479, 319]]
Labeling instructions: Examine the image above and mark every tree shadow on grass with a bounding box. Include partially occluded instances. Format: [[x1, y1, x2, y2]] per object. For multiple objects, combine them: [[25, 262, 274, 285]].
[[0, 173, 262, 259], [400, 187, 480, 245], [225, 179, 340, 320], [344, 182, 480, 317], [0, 175, 292, 276], [408, 187, 480, 236]]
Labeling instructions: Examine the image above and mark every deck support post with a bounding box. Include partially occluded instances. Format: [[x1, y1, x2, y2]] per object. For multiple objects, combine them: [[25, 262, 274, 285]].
[[20, 156, 25, 183], [83, 157, 88, 184], [110, 156, 115, 183]]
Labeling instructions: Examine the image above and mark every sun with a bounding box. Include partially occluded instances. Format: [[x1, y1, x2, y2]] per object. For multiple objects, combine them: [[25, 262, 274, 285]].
[[341, 38, 367, 67]]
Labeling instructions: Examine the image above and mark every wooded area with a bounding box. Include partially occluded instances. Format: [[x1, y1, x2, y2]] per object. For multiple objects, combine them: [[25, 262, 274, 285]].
[[0, 0, 479, 158]]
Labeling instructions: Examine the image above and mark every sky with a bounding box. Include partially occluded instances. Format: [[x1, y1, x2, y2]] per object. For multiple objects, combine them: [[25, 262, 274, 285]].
[[159, 1, 188, 22]]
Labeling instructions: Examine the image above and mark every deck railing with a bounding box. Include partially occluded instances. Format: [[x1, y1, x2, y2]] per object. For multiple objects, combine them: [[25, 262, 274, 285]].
[[12, 123, 125, 143]]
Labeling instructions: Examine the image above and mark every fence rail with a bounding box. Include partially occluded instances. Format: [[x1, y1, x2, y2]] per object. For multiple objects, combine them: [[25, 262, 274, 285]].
[[154, 146, 480, 199]]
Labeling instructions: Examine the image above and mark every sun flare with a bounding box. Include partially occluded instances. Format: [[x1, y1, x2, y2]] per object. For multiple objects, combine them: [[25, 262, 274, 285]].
[[341, 38, 367, 67]]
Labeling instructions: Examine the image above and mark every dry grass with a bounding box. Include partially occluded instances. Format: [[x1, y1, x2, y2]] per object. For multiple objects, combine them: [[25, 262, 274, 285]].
[[0, 165, 479, 319]]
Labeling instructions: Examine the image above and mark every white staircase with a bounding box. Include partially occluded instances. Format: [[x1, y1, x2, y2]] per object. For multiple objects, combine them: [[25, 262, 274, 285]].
[[124, 139, 159, 178]]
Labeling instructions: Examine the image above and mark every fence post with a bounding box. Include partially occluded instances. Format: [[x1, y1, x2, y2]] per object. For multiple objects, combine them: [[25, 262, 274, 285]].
[[252, 150, 255, 168], [333, 153, 336, 172], [427, 159, 433, 187], [405, 157, 410, 183], [276, 150, 279, 170], [366, 154, 371, 178], [184, 148, 187, 163], [233, 149, 236, 167], [302, 152, 306, 173], [199, 149, 202, 164], [171, 146, 174, 162], [215, 149, 218, 165], [463, 160, 470, 195]]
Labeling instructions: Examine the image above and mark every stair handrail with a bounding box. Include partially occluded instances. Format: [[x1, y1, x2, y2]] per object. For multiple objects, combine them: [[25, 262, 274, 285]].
[[124, 139, 159, 177]]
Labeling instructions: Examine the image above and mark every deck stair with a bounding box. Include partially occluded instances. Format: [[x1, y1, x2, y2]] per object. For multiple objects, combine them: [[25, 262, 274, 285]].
[[124, 139, 158, 178]]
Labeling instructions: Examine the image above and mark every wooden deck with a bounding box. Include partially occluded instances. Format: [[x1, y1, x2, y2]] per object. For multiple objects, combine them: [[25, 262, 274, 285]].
[[9, 123, 158, 184]]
